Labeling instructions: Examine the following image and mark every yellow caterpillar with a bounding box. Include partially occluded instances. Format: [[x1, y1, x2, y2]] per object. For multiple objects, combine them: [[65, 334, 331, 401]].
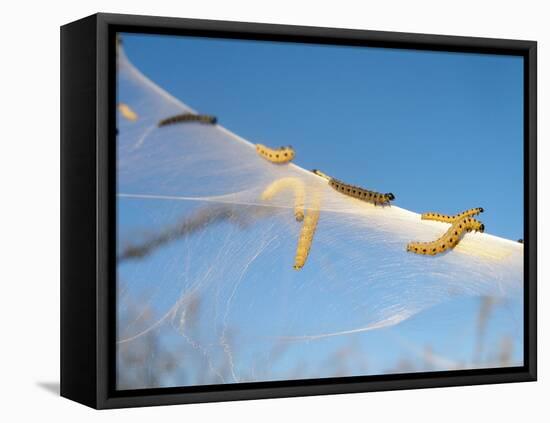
[[294, 194, 322, 270], [407, 216, 485, 256], [421, 207, 484, 223], [118, 103, 138, 121], [256, 144, 295, 164], [312, 170, 395, 206], [158, 113, 217, 127], [261, 177, 306, 221]]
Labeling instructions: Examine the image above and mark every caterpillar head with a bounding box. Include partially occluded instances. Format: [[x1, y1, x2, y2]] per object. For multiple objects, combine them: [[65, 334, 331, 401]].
[[478, 207, 484, 213], [386, 193, 395, 201], [479, 224, 485, 233]]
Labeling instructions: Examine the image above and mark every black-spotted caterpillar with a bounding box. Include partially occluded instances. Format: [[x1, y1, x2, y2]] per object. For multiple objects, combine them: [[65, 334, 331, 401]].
[[407, 209, 485, 256], [256, 144, 295, 164], [421, 207, 484, 223], [312, 169, 395, 206], [261, 177, 306, 221], [158, 113, 217, 127]]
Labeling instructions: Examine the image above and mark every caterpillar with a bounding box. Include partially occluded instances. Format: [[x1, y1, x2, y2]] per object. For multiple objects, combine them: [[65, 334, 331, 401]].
[[518, 239, 524, 244], [294, 194, 322, 270], [255, 144, 295, 164], [118, 103, 138, 121], [421, 207, 484, 223], [261, 177, 305, 221], [158, 113, 217, 127], [407, 216, 485, 256], [312, 169, 395, 206]]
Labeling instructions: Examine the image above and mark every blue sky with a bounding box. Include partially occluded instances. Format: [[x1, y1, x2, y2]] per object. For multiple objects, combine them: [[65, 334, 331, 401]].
[[121, 33, 524, 240], [117, 33, 525, 387]]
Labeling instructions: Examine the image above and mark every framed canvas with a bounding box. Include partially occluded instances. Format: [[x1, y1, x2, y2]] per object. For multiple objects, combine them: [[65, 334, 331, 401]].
[[60, 13, 537, 409]]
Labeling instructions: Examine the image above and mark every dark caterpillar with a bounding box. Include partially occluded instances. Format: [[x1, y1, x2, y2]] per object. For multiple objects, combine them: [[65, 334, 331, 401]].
[[407, 216, 485, 256], [422, 207, 484, 224], [158, 113, 217, 127], [517, 239, 524, 244], [312, 170, 395, 206]]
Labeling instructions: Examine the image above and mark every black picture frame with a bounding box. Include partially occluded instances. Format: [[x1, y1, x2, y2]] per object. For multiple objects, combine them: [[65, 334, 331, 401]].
[[61, 12, 537, 409]]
